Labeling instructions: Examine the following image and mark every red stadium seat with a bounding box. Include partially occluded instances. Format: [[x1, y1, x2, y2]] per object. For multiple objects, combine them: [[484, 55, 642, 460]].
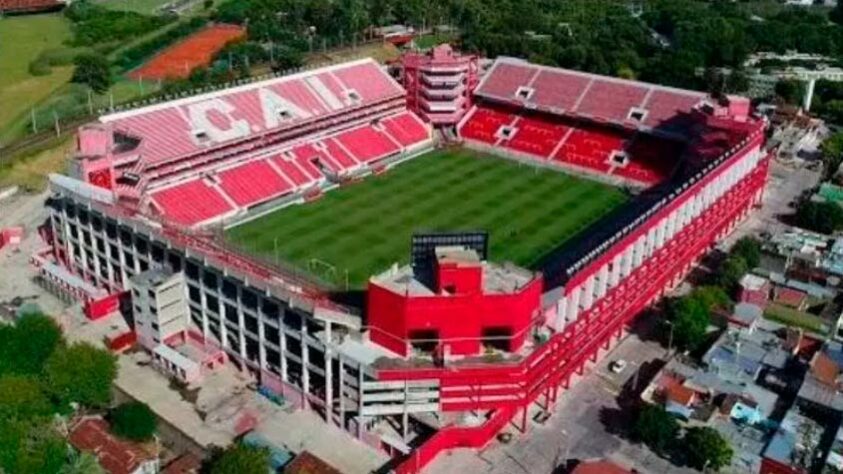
[[334, 126, 400, 163], [323, 139, 359, 168], [528, 70, 590, 111], [270, 155, 316, 188], [292, 144, 344, 174], [150, 179, 234, 226], [480, 63, 536, 100], [617, 135, 684, 185], [474, 59, 706, 129], [381, 113, 430, 147], [332, 62, 404, 103], [99, 59, 402, 167], [504, 116, 569, 158], [217, 160, 294, 207], [575, 81, 648, 122], [460, 107, 515, 145], [554, 128, 625, 174], [459, 102, 684, 185], [641, 90, 703, 129]]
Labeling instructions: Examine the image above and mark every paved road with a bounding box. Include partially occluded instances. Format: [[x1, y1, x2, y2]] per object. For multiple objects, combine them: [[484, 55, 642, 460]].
[[0, 191, 68, 318], [729, 159, 821, 243], [425, 313, 697, 474]]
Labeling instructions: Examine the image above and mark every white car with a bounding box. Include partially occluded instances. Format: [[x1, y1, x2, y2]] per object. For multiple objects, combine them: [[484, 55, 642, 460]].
[[610, 359, 628, 374]]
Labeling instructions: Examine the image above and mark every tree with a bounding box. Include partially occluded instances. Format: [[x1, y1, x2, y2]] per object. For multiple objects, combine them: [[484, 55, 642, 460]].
[[45, 342, 117, 409], [703, 67, 727, 96], [0, 419, 67, 474], [775, 79, 805, 106], [633, 405, 679, 454], [110, 402, 156, 441], [725, 68, 749, 94], [0, 376, 53, 422], [820, 131, 843, 179], [207, 443, 271, 474], [60, 451, 105, 474], [668, 295, 711, 351], [832, 2, 843, 25], [716, 256, 748, 295], [795, 201, 843, 234], [0, 313, 64, 376], [71, 53, 113, 94], [731, 236, 761, 269], [689, 286, 730, 312], [684, 426, 733, 471]]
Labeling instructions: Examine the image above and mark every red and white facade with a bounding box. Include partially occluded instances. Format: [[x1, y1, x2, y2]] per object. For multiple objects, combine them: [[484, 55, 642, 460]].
[[39, 55, 768, 473]]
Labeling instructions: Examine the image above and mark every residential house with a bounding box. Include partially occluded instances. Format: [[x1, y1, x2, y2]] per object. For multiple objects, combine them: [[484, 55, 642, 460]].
[[642, 325, 794, 473], [68, 416, 159, 474], [773, 287, 809, 312], [740, 274, 772, 308], [570, 459, 633, 474]]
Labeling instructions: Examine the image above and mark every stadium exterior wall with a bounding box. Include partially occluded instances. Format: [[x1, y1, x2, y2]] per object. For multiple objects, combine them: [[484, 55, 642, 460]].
[[44, 118, 767, 472], [43, 94, 767, 474], [388, 127, 769, 473], [367, 275, 543, 357], [43, 191, 380, 441]]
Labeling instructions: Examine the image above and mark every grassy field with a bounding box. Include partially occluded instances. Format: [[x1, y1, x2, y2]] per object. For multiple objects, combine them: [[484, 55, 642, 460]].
[[226, 149, 628, 288], [0, 136, 72, 192], [764, 303, 829, 336], [0, 14, 73, 142]]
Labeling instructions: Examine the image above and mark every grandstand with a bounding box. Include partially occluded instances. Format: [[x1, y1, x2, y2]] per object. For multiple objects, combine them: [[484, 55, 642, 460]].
[[457, 57, 712, 186], [40, 52, 768, 474], [73, 58, 433, 227]]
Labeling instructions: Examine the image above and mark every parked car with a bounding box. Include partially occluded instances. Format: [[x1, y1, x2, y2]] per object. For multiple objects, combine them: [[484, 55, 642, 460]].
[[609, 359, 628, 374]]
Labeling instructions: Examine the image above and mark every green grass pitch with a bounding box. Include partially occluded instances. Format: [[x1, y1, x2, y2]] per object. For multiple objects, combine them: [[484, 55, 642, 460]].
[[225, 149, 628, 288]]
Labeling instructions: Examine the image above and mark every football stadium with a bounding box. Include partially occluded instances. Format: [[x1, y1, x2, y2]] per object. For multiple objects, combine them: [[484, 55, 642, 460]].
[[36, 44, 769, 473]]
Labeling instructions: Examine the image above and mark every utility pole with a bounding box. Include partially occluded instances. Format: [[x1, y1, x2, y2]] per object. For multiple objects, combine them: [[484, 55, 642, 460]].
[[666, 320, 674, 355], [269, 40, 275, 65]]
